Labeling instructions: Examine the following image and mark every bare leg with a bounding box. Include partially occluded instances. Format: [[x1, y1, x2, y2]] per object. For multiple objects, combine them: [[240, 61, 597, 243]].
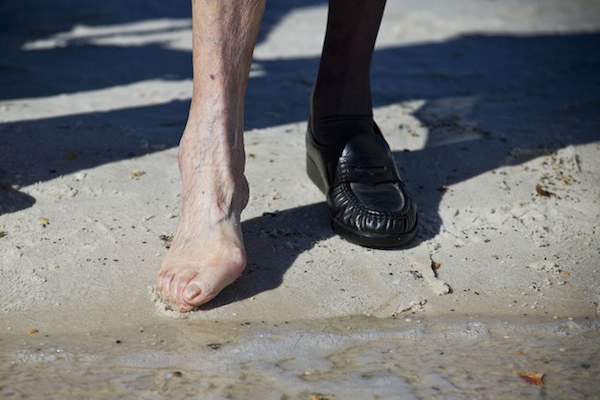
[[311, 0, 386, 145], [156, 0, 265, 312]]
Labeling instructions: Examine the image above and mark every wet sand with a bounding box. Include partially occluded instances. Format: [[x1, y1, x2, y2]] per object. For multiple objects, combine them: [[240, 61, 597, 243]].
[[1, 0, 600, 398], [2, 317, 599, 399]]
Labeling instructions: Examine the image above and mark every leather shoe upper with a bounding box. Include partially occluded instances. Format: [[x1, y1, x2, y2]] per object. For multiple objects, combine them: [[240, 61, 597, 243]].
[[306, 122, 418, 247]]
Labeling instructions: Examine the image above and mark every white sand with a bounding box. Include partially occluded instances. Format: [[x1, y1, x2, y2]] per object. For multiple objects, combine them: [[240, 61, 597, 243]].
[[1, 0, 599, 397]]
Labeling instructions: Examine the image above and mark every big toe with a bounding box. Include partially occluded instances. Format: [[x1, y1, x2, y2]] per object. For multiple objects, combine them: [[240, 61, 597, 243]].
[[182, 278, 214, 308]]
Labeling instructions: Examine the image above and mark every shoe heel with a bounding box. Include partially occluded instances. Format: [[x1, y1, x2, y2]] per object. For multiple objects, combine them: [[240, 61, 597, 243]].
[[306, 154, 327, 194]]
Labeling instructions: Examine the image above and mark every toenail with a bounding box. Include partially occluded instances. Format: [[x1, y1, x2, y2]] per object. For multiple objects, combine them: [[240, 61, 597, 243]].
[[184, 284, 202, 300]]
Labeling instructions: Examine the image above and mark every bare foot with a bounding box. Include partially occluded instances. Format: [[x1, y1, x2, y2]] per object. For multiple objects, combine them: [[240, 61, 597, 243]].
[[156, 129, 249, 312], [155, 0, 266, 312]]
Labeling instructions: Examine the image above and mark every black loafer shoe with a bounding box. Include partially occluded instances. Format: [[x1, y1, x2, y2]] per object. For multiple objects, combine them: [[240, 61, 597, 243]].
[[306, 119, 418, 248]]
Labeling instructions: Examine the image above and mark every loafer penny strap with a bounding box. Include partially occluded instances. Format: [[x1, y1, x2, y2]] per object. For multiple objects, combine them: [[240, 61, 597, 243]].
[[335, 159, 399, 186], [332, 132, 401, 186]]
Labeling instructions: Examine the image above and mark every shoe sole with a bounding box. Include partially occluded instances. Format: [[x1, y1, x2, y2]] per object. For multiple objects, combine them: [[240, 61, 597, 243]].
[[331, 216, 418, 249], [307, 153, 418, 249], [306, 153, 328, 193]]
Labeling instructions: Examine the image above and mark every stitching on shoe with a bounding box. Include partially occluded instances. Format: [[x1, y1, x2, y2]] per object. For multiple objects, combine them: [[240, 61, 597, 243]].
[[332, 182, 415, 221]]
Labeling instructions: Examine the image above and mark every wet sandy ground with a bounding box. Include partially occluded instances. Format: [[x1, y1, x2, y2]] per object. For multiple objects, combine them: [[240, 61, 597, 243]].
[[1, 0, 600, 398], [2, 317, 599, 399]]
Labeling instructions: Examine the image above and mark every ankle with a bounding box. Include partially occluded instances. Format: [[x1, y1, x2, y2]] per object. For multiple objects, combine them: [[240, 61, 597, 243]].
[[179, 174, 248, 220], [177, 135, 249, 218], [310, 114, 375, 146], [311, 79, 373, 118]]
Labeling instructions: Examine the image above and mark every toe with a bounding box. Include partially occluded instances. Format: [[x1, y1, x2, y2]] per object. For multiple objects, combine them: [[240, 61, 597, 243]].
[[183, 282, 202, 302], [156, 270, 167, 292], [183, 276, 214, 307], [174, 274, 194, 305], [169, 274, 181, 305], [159, 272, 174, 301]]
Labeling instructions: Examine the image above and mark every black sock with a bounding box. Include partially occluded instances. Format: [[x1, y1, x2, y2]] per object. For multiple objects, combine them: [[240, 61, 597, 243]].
[[311, 115, 375, 146]]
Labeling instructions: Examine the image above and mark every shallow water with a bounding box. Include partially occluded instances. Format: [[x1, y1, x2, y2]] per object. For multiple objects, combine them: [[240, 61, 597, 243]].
[[1, 317, 599, 399]]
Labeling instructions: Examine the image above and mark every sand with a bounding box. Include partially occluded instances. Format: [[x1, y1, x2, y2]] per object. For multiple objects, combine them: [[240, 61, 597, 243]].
[[1, 0, 599, 398]]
